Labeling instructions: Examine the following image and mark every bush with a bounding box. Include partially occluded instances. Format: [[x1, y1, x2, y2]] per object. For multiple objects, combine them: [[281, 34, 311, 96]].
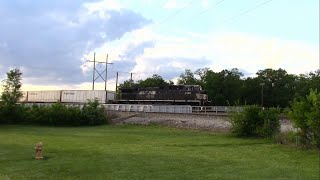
[[81, 100, 108, 126], [230, 105, 280, 138], [273, 131, 296, 145], [0, 100, 109, 126], [0, 103, 26, 124], [289, 89, 320, 149]]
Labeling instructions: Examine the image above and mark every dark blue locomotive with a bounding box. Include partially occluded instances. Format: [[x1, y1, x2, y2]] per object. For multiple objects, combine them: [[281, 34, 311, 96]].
[[118, 85, 209, 106]]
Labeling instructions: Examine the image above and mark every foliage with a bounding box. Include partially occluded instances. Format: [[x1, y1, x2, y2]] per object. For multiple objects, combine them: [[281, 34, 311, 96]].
[[81, 99, 107, 125], [1, 68, 23, 105], [0, 69, 23, 123], [118, 79, 136, 89], [289, 89, 320, 149], [177, 69, 199, 85], [118, 68, 319, 108], [0, 100, 109, 126], [194, 68, 209, 86], [230, 105, 280, 138], [0, 103, 25, 124], [119, 74, 170, 89], [137, 74, 168, 87], [204, 68, 243, 106], [256, 68, 296, 107]]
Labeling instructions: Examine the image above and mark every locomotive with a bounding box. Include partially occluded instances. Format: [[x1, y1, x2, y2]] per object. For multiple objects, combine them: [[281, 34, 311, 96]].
[[118, 85, 209, 106]]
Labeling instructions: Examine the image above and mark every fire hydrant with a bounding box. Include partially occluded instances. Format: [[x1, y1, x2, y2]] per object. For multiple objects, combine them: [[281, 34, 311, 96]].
[[34, 142, 43, 160]]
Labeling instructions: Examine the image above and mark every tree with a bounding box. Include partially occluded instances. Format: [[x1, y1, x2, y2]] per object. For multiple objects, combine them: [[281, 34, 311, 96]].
[[137, 74, 168, 87], [241, 77, 260, 105], [0, 68, 23, 124], [177, 69, 199, 85], [118, 79, 136, 89], [256, 68, 296, 108], [289, 89, 320, 149], [204, 68, 243, 106], [1, 68, 23, 105], [194, 68, 209, 86]]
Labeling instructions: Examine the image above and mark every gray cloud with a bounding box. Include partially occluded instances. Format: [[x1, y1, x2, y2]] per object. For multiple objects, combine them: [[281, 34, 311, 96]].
[[0, 1, 151, 85], [106, 40, 156, 78], [131, 56, 212, 81]]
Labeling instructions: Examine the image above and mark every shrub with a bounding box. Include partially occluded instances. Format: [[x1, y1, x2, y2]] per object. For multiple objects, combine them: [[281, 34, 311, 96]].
[[81, 100, 108, 125], [0, 103, 26, 124], [258, 107, 281, 138], [46, 103, 82, 126], [0, 99, 109, 126], [289, 89, 320, 149], [273, 131, 296, 145], [230, 105, 280, 138]]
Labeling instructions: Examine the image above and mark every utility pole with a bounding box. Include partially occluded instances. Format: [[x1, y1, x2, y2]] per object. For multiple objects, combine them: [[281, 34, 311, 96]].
[[115, 72, 119, 100], [105, 54, 108, 91], [130, 73, 133, 87], [260, 82, 265, 107], [87, 53, 113, 91], [92, 52, 96, 90]]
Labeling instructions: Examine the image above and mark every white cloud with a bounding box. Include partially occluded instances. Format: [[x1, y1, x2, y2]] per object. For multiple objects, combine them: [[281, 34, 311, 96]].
[[201, 0, 209, 9], [83, 0, 122, 13], [204, 32, 319, 75], [164, 0, 178, 9], [105, 30, 319, 82]]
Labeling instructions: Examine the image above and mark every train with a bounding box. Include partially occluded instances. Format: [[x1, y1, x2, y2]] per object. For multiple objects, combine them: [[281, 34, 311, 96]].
[[19, 85, 209, 106], [19, 90, 116, 104], [118, 85, 209, 106]]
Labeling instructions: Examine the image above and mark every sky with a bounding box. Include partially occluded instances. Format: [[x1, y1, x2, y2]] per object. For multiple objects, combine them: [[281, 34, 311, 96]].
[[0, 0, 319, 91]]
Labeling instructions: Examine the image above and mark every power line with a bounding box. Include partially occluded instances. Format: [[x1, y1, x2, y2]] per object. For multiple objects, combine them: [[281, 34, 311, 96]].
[[199, 0, 227, 15], [222, 0, 273, 25], [157, 0, 194, 25]]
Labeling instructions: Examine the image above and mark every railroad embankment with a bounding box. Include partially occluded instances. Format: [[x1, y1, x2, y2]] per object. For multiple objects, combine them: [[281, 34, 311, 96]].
[[109, 112, 293, 132]]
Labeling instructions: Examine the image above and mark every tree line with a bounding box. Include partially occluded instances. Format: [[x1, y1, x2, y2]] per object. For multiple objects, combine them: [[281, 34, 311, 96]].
[[119, 68, 320, 108]]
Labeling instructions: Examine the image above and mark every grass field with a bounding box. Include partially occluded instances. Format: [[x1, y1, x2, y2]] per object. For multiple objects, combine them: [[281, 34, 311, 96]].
[[0, 125, 319, 180]]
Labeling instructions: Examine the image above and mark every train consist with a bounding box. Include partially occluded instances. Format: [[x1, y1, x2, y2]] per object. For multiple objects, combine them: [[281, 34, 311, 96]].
[[19, 85, 209, 106], [118, 85, 209, 106], [20, 90, 116, 104]]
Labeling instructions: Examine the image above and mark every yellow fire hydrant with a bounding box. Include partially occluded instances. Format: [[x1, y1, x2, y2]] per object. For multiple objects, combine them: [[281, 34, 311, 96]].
[[34, 142, 43, 160]]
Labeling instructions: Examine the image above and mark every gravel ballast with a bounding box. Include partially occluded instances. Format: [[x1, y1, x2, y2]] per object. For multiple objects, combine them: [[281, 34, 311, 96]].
[[112, 112, 294, 132]]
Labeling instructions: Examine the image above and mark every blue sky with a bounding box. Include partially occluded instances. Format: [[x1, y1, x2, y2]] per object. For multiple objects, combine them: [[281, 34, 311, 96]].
[[0, 0, 318, 91]]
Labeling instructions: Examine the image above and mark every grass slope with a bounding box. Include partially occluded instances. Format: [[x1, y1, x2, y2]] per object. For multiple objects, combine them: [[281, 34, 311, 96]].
[[0, 125, 318, 180]]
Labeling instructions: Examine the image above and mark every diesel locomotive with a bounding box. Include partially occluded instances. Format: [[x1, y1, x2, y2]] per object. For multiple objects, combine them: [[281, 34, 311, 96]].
[[118, 85, 209, 106]]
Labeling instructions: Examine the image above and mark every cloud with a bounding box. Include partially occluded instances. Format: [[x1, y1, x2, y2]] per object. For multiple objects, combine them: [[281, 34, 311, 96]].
[[201, 0, 209, 9], [0, 0, 151, 86], [109, 30, 319, 83], [203, 32, 319, 75], [131, 56, 211, 80], [164, 0, 178, 9]]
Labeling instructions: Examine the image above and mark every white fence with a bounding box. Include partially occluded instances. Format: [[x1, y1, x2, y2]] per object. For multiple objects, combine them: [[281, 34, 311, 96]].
[[103, 104, 192, 114], [192, 106, 244, 114], [21, 103, 242, 114]]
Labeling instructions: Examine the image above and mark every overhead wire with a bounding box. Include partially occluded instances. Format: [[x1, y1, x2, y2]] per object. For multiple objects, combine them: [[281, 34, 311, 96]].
[[221, 0, 273, 25], [157, 0, 194, 25], [108, 0, 274, 83], [199, 0, 227, 15]]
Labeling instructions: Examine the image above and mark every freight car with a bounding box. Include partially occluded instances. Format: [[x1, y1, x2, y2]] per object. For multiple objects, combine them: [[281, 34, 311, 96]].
[[118, 85, 209, 106], [20, 90, 115, 104]]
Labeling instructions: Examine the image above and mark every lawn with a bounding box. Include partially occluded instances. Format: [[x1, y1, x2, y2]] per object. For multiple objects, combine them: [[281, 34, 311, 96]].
[[0, 125, 318, 179]]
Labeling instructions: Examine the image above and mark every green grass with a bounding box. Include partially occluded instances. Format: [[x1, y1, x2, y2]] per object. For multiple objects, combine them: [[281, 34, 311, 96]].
[[0, 125, 318, 180]]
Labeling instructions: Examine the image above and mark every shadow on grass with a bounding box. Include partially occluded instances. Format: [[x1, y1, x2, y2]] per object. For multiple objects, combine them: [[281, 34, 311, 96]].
[[166, 142, 266, 148]]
